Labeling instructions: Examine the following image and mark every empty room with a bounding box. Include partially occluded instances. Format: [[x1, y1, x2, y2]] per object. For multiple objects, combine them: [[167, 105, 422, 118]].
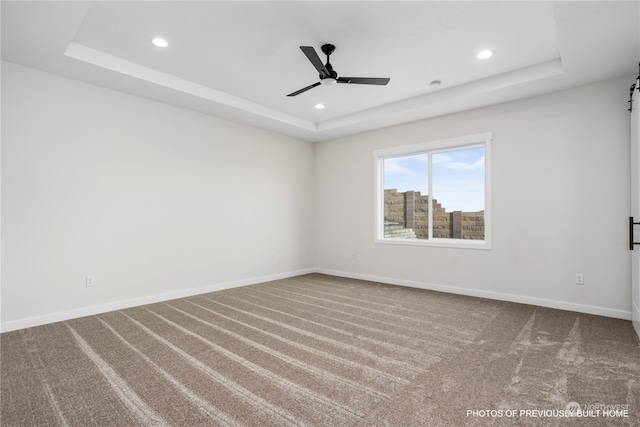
[[2, 1, 640, 425]]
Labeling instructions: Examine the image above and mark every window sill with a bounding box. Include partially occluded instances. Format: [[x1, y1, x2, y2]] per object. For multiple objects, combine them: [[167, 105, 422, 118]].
[[375, 237, 491, 250]]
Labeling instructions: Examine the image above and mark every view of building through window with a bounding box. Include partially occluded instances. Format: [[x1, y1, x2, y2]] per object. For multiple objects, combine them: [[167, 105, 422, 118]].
[[383, 146, 485, 240]]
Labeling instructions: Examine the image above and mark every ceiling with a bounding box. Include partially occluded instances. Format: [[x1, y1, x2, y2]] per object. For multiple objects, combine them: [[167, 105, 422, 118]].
[[2, 1, 639, 142]]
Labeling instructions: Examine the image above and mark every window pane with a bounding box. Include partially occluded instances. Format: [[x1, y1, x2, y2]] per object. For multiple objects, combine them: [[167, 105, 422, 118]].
[[431, 147, 485, 240], [383, 153, 429, 240]]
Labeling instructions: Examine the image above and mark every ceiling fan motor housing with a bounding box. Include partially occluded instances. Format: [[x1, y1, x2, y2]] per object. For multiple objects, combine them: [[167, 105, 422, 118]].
[[321, 68, 338, 80]]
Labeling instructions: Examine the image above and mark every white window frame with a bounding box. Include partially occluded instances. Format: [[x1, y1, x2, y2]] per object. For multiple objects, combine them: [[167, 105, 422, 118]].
[[374, 132, 492, 250]]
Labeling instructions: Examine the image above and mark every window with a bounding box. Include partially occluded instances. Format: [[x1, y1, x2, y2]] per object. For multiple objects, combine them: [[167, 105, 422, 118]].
[[374, 132, 491, 249]]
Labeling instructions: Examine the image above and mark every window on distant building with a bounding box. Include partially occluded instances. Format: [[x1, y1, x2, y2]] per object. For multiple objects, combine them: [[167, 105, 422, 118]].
[[374, 132, 491, 249]]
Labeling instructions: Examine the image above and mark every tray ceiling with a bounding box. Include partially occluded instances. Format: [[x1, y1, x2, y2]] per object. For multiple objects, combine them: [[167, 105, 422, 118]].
[[2, 1, 638, 142]]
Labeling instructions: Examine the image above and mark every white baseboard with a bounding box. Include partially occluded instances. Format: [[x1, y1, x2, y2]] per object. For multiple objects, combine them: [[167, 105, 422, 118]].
[[315, 268, 633, 321], [2, 267, 633, 333], [0, 269, 315, 333]]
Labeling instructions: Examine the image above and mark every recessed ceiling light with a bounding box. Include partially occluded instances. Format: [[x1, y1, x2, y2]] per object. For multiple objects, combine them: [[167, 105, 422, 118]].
[[152, 38, 169, 48], [477, 50, 494, 59], [315, 103, 325, 109]]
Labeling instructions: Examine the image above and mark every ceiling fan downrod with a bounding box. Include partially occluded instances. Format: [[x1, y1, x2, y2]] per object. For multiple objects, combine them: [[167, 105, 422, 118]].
[[320, 44, 337, 81]]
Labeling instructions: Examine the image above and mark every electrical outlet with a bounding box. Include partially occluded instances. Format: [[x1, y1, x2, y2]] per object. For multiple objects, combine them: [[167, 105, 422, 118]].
[[356, 254, 361, 262], [275, 253, 281, 262], [86, 275, 95, 287], [575, 273, 584, 285]]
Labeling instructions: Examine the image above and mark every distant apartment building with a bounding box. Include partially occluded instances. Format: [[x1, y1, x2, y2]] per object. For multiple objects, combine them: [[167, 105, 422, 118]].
[[384, 189, 484, 240]]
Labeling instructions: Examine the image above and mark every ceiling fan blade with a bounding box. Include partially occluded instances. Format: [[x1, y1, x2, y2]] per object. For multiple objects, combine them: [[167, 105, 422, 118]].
[[337, 77, 390, 85], [300, 46, 331, 79], [287, 82, 321, 97]]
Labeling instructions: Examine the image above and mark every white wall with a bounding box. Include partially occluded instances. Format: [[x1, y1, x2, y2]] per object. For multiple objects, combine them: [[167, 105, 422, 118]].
[[1, 61, 633, 331], [1, 62, 315, 330], [315, 76, 632, 319]]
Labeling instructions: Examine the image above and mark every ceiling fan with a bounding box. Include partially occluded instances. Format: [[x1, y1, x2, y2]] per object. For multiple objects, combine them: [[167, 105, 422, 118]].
[[287, 44, 390, 97]]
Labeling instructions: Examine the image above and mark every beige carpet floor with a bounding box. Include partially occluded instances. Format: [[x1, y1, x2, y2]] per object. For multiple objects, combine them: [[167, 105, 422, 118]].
[[2, 273, 640, 426]]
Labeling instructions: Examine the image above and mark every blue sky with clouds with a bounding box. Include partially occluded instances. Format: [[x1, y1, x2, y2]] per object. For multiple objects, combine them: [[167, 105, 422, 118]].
[[383, 147, 485, 212]]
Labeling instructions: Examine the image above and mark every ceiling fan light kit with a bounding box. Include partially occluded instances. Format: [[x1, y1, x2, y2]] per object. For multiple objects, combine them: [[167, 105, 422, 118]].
[[287, 44, 390, 97]]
